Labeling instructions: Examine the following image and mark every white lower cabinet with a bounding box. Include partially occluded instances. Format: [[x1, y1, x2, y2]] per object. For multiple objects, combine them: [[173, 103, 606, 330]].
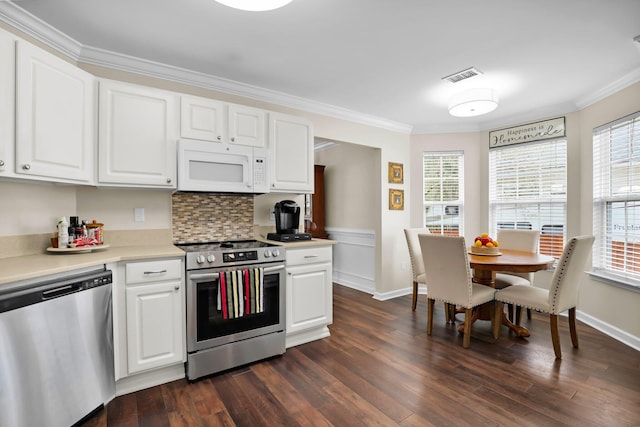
[[111, 257, 185, 394], [285, 245, 333, 347]]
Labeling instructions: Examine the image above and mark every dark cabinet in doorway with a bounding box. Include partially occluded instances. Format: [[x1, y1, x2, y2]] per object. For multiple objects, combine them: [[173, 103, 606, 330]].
[[306, 165, 329, 239]]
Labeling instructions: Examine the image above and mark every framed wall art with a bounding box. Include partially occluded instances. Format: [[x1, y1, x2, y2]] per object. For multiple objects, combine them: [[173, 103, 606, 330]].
[[389, 189, 404, 210], [388, 162, 404, 184]]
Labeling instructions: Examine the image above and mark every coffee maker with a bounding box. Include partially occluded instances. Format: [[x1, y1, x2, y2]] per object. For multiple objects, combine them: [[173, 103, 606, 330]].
[[267, 200, 312, 242]]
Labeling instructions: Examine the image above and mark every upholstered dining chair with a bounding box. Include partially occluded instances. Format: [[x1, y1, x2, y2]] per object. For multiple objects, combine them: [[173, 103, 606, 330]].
[[494, 229, 541, 322], [404, 228, 430, 311], [418, 234, 498, 348], [494, 235, 595, 359]]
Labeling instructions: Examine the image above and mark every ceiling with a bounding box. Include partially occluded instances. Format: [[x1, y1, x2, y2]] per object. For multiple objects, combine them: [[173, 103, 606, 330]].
[[2, 0, 640, 134]]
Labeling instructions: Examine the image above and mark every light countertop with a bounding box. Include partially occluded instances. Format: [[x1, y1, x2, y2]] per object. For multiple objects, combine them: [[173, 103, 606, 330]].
[[0, 244, 185, 286]]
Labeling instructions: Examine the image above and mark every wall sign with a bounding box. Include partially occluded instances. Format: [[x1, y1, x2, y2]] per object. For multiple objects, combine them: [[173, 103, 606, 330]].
[[489, 117, 565, 148]]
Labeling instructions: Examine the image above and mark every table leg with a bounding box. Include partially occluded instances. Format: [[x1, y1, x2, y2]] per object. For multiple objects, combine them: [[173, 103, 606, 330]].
[[456, 302, 531, 338], [500, 311, 530, 337]]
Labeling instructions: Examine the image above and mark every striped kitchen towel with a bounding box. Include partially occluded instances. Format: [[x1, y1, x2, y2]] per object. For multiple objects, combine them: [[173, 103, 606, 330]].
[[219, 267, 264, 319]]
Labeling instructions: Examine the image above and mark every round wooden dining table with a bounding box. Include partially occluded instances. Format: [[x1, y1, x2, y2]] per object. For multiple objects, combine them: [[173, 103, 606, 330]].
[[464, 249, 555, 337]]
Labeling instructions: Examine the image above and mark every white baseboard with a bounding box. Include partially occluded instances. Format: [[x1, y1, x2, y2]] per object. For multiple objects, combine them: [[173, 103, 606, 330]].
[[286, 326, 331, 348], [577, 310, 640, 352], [115, 363, 185, 396]]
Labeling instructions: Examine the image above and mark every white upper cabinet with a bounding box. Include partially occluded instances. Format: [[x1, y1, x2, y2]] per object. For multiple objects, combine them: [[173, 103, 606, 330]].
[[0, 28, 15, 177], [181, 96, 266, 148], [228, 103, 266, 147], [99, 79, 179, 188], [15, 40, 95, 183], [269, 112, 314, 193], [180, 95, 225, 142]]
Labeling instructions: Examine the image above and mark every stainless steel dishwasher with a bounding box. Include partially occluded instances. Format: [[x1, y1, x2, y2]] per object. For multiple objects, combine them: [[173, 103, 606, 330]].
[[0, 266, 115, 427]]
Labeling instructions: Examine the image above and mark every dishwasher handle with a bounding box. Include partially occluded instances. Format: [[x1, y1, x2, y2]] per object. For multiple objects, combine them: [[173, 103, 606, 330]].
[[42, 283, 82, 300]]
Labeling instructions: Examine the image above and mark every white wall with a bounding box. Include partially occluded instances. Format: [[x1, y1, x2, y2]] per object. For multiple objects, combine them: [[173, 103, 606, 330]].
[[0, 180, 76, 235], [577, 81, 640, 341]]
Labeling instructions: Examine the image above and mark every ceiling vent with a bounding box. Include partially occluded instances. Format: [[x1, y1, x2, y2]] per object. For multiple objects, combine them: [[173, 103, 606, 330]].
[[442, 67, 483, 83]]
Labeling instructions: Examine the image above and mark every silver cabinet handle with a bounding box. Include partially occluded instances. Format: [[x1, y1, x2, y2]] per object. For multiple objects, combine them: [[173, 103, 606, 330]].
[[230, 137, 235, 142], [0, 160, 4, 167], [174, 285, 180, 291], [143, 269, 167, 275], [22, 164, 31, 170], [217, 135, 222, 141], [166, 178, 172, 184], [304, 255, 319, 259]]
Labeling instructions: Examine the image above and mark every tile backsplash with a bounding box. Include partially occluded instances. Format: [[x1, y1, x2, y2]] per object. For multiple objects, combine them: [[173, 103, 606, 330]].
[[172, 193, 254, 243]]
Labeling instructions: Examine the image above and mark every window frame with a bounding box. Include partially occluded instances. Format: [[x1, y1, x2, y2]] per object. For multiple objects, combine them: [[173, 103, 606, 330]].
[[489, 139, 568, 260], [422, 151, 464, 236], [592, 111, 640, 291]]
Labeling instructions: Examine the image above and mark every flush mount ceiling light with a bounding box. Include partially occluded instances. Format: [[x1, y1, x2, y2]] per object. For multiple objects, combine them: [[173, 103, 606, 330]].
[[214, 0, 293, 11], [448, 88, 499, 117]]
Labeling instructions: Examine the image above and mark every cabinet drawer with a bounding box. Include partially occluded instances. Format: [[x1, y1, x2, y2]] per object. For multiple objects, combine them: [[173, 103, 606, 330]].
[[286, 246, 332, 266], [126, 259, 182, 284]]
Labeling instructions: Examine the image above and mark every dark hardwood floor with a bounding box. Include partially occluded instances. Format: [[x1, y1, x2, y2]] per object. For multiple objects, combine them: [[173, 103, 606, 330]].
[[84, 284, 640, 427]]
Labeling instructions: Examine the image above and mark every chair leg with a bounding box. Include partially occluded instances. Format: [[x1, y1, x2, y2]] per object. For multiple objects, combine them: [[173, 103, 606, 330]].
[[444, 303, 451, 322], [569, 307, 579, 349], [508, 304, 514, 322], [550, 314, 562, 359], [411, 281, 418, 311], [527, 308, 532, 319], [515, 306, 523, 326], [492, 301, 502, 340], [426, 298, 435, 335], [462, 308, 472, 348]]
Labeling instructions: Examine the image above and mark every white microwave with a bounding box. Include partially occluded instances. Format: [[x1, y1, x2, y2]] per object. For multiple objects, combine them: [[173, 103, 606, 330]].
[[177, 139, 269, 193]]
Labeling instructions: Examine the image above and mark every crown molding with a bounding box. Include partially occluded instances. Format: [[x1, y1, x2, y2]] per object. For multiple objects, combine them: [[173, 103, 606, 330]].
[[0, 2, 82, 59], [0, 1, 412, 135], [79, 45, 413, 134], [575, 68, 640, 110]]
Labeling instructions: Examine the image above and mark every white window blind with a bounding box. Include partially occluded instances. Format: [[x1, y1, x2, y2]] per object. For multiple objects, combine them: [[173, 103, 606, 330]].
[[489, 140, 567, 259], [423, 152, 464, 236], [593, 111, 640, 287]]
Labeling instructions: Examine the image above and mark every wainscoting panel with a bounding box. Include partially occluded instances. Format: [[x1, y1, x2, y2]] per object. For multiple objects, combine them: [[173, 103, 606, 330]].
[[325, 227, 375, 294]]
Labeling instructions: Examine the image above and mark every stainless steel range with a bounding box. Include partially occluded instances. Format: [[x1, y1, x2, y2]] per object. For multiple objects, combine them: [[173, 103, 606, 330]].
[[177, 240, 286, 381]]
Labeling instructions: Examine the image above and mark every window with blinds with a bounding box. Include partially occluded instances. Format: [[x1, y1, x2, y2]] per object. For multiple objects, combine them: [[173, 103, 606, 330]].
[[423, 152, 464, 236], [489, 139, 567, 259], [592, 111, 640, 288]]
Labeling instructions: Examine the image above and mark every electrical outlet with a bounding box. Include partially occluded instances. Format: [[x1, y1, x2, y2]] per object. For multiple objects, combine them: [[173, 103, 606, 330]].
[[269, 208, 275, 221], [134, 207, 145, 222]]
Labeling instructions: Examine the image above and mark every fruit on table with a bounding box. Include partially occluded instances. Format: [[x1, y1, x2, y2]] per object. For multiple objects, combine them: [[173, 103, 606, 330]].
[[474, 233, 498, 247]]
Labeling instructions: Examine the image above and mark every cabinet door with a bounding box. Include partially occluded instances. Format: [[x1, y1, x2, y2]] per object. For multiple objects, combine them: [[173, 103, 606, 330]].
[[228, 103, 266, 147], [98, 80, 178, 187], [15, 40, 95, 183], [286, 261, 332, 335], [180, 95, 225, 142], [269, 112, 314, 193], [0, 28, 15, 176], [126, 281, 184, 374]]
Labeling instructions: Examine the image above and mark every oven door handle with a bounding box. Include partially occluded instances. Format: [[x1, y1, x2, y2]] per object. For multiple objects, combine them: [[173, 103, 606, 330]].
[[189, 272, 220, 281], [263, 264, 285, 273]]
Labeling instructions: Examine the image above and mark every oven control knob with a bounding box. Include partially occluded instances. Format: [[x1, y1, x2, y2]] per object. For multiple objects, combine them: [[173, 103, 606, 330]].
[[272, 249, 280, 257], [264, 250, 271, 258], [196, 255, 205, 264], [207, 255, 215, 263]]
